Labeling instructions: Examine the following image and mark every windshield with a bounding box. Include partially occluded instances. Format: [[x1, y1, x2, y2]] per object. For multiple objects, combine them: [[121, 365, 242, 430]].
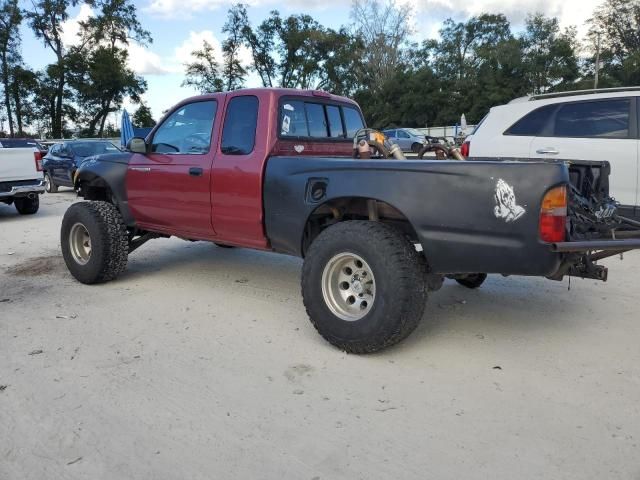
[[69, 141, 120, 157]]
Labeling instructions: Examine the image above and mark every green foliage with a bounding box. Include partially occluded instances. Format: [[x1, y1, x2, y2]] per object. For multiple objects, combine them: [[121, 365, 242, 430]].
[[587, 0, 640, 86], [132, 102, 155, 127], [67, 45, 146, 136], [222, 4, 247, 91], [182, 40, 224, 93], [0, 0, 22, 136]]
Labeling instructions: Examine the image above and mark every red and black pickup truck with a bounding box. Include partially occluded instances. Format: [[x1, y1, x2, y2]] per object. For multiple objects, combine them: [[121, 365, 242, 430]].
[[61, 88, 640, 353]]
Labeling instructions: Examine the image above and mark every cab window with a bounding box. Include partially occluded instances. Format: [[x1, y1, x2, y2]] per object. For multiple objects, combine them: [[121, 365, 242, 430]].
[[280, 101, 308, 136], [152, 100, 217, 154], [326, 105, 344, 138], [306, 103, 328, 137], [343, 106, 365, 138], [221, 95, 259, 155], [280, 100, 365, 140]]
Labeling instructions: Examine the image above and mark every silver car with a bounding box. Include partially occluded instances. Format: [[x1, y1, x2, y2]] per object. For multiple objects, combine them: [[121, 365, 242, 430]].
[[382, 128, 427, 153]]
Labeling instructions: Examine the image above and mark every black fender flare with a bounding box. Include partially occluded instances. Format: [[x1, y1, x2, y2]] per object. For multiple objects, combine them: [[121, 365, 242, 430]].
[[74, 157, 135, 227]]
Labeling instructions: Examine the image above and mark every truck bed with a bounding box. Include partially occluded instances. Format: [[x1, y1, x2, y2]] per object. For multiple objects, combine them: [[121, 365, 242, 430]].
[[264, 157, 569, 276]]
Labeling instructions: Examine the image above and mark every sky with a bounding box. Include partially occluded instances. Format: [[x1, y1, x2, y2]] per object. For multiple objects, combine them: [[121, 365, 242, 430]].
[[19, 0, 604, 127]]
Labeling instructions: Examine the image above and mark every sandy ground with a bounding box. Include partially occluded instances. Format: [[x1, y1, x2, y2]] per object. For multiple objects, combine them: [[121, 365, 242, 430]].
[[1, 191, 639, 480]]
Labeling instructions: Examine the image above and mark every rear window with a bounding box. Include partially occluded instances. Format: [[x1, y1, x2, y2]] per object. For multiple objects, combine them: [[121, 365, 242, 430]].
[[0, 139, 41, 149], [326, 105, 344, 138], [280, 100, 364, 140], [505, 104, 557, 136], [305, 103, 328, 137], [553, 99, 630, 138], [343, 107, 365, 138]]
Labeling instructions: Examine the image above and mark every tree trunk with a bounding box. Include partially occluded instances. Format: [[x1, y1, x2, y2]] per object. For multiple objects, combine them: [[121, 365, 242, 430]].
[[12, 84, 22, 136], [1, 51, 14, 137], [54, 74, 64, 138]]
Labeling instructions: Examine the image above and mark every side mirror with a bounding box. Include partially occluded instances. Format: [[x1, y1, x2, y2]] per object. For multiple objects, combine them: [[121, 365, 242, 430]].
[[128, 137, 148, 154]]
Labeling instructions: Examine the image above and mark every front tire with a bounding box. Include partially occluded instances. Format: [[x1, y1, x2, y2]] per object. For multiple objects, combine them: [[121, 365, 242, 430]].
[[61, 201, 129, 284], [14, 196, 39, 215], [302, 221, 427, 354], [411, 142, 423, 153]]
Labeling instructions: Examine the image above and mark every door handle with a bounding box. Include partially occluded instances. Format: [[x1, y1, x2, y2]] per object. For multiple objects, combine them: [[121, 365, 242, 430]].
[[189, 167, 203, 177], [536, 148, 559, 155]]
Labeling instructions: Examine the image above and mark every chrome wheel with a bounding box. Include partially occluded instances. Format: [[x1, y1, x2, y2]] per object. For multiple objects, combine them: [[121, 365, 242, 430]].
[[69, 223, 92, 265], [321, 252, 376, 321], [45, 174, 51, 192]]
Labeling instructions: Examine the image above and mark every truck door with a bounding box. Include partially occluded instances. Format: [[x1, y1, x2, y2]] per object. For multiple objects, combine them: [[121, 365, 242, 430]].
[[529, 97, 638, 209], [126, 99, 219, 237]]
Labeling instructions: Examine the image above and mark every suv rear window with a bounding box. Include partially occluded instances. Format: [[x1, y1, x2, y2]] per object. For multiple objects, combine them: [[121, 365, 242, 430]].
[[553, 99, 630, 138], [280, 100, 364, 140], [505, 104, 557, 136]]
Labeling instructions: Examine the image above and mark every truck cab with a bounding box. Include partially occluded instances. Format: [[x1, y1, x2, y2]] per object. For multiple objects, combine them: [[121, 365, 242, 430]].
[[124, 89, 365, 248]]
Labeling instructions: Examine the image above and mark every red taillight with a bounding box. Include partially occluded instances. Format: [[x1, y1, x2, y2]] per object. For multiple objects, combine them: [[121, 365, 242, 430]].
[[460, 141, 470, 158], [34, 151, 43, 172], [539, 186, 567, 243]]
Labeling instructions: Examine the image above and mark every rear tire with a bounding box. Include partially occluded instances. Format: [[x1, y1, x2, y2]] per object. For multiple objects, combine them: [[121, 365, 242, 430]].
[[45, 172, 58, 193], [455, 273, 487, 289], [302, 221, 427, 354], [61, 201, 129, 284], [14, 196, 39, 215]]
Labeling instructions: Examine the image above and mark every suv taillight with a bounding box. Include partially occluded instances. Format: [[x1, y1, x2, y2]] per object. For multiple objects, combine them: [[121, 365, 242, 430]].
[[34, 151, 43, 172], [539, 186, 567, 243], [460, 141, 470, 158]]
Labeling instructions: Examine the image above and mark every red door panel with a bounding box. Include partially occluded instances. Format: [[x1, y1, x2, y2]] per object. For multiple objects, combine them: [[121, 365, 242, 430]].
[[126, 99, 220, 239], [127, 152, 214, 237]]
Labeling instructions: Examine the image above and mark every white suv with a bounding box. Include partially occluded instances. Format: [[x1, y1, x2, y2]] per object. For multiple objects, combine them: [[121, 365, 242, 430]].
[[466, 87, 640, 216]]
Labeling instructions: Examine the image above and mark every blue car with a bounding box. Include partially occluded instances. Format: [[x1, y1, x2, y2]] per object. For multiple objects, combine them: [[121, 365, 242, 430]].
[[43, 140, 120, 193]]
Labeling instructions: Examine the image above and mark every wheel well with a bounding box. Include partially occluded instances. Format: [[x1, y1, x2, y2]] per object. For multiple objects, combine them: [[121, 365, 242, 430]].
[[301, 197, 420, 256], [78, 177, 113, 202]]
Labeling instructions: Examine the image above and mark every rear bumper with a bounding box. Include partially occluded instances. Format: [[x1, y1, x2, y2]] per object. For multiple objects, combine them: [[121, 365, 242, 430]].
[[0, 180, 45, 198], [552, 239, 640, 252]]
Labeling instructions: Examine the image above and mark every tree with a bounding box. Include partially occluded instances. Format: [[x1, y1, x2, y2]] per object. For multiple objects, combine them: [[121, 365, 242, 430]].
[[0, 0, 21, 136], [10, 64, 38, 135], [132, 102, 155, 127], [182, 40, 224, 93], [26, 0, 80, 138], [521, 14, 579, 94], [588, 0, 640, 86], [73, 0, 151, 136], [350, 0, 413, 91], [68, 45, 146, 136], [315, 27, 364, 96], [79, 0, 151, 49], [221, 4, 247, 90], [237, 4, 277, 87]]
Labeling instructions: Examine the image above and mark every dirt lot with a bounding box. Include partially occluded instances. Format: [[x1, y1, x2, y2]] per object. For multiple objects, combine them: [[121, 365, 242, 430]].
[[1, 192, 639, 480]]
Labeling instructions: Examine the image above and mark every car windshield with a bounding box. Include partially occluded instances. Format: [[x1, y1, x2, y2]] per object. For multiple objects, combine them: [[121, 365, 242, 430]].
[[405, 128, 424, 137], [69, 141, 120, 157]]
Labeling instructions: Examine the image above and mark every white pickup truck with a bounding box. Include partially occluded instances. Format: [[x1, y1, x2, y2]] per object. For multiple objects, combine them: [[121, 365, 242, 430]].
[[0, 141, 46, 215]]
